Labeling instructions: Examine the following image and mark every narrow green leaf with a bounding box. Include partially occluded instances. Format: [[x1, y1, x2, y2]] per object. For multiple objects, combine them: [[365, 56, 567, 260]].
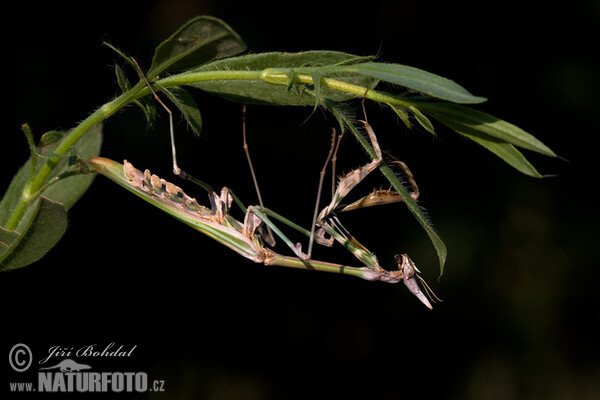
[[148, 16, 246, 79], [326, 102, 447, 275], [198, 50, 368, 71], [325, 99, 357, 133], [21, 123, 37, 155], [465, 133, 542, 178], [409, 106, 436, 135], [387, 104, 412, 129], [341, 62, 487, 104], [190, 51, 379, 105], [418, 102, 557, 157], [106, 45, 155, 124], [114, 63, 131, 93], [0, 197, 68, 271], [429, 113, 543, 177], [133, 99, 157, 126], [158, 86, 203, 136], [103, 41, 137, 70]]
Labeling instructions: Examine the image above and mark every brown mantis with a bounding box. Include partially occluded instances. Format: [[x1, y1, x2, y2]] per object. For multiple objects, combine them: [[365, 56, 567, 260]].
[[88, 60, 440, 308]]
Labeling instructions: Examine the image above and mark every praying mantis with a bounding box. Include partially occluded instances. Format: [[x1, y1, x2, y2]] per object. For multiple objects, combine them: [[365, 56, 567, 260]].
[[87, 60, 440, 308]]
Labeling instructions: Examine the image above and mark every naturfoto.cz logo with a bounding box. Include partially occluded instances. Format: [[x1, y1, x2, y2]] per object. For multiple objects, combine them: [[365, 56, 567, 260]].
[[8, 343, 165, 394]]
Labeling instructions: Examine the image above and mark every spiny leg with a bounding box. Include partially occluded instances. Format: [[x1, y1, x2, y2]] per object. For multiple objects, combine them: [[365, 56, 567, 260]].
[[306, 120, 389, 267], [389, 156, 420, 201], [339, 156, 420, 211], [317, 120, 383, 222], [313, 121, 437, 308]]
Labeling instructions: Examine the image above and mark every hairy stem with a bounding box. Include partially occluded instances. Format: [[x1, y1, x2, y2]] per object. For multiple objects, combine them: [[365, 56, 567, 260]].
[[5, 67, 403, 231], [4, 80, 146, 230], [154, 69, 413, 109]]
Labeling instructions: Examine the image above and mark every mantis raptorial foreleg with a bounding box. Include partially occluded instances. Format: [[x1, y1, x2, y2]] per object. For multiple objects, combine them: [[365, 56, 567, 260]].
[[306, 120, 439, 307], [340, 157, 420, 211], [316, 120, 383, 222]]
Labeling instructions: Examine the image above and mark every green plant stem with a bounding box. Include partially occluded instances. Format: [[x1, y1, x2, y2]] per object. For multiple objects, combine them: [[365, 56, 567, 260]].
[[262, 70, 412, 107], [4, 80, 146, 230], [4, 68, 405, 231], [155, 69, 413, 109]]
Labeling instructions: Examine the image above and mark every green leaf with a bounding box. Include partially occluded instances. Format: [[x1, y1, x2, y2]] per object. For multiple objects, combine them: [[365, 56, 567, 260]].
[[104, 41, 137, 69], [1, 124, 101, 220], [158, 86, 203, 135], [426, 112, 543, 177], [134, 98, 157, 126], [418, 102, 557, 157], [42, 125, 103, 209], [409, 105, 436, 135], [112, 62, 156, 125], [39, 130, 65, 148], [0, 165, 29, 228], [0, 124, 102, 270], [0, 197, 68, 271], [114, 63, 131, 93], [325, 100, 357, 132], [190, 51, 379, 105], [341, 62, 487, 104], [387, 104, 412, 129], [148, 16, 246, 79], [326, 101, 447, 275], [0, 227, 19, 256]]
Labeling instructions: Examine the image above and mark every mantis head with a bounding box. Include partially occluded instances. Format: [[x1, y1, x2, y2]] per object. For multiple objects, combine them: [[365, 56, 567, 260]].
[[394, 254, 441, 309]]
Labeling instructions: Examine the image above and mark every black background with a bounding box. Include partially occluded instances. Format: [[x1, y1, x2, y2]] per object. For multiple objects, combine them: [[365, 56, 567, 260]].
[[2, 1, 599, 399]]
